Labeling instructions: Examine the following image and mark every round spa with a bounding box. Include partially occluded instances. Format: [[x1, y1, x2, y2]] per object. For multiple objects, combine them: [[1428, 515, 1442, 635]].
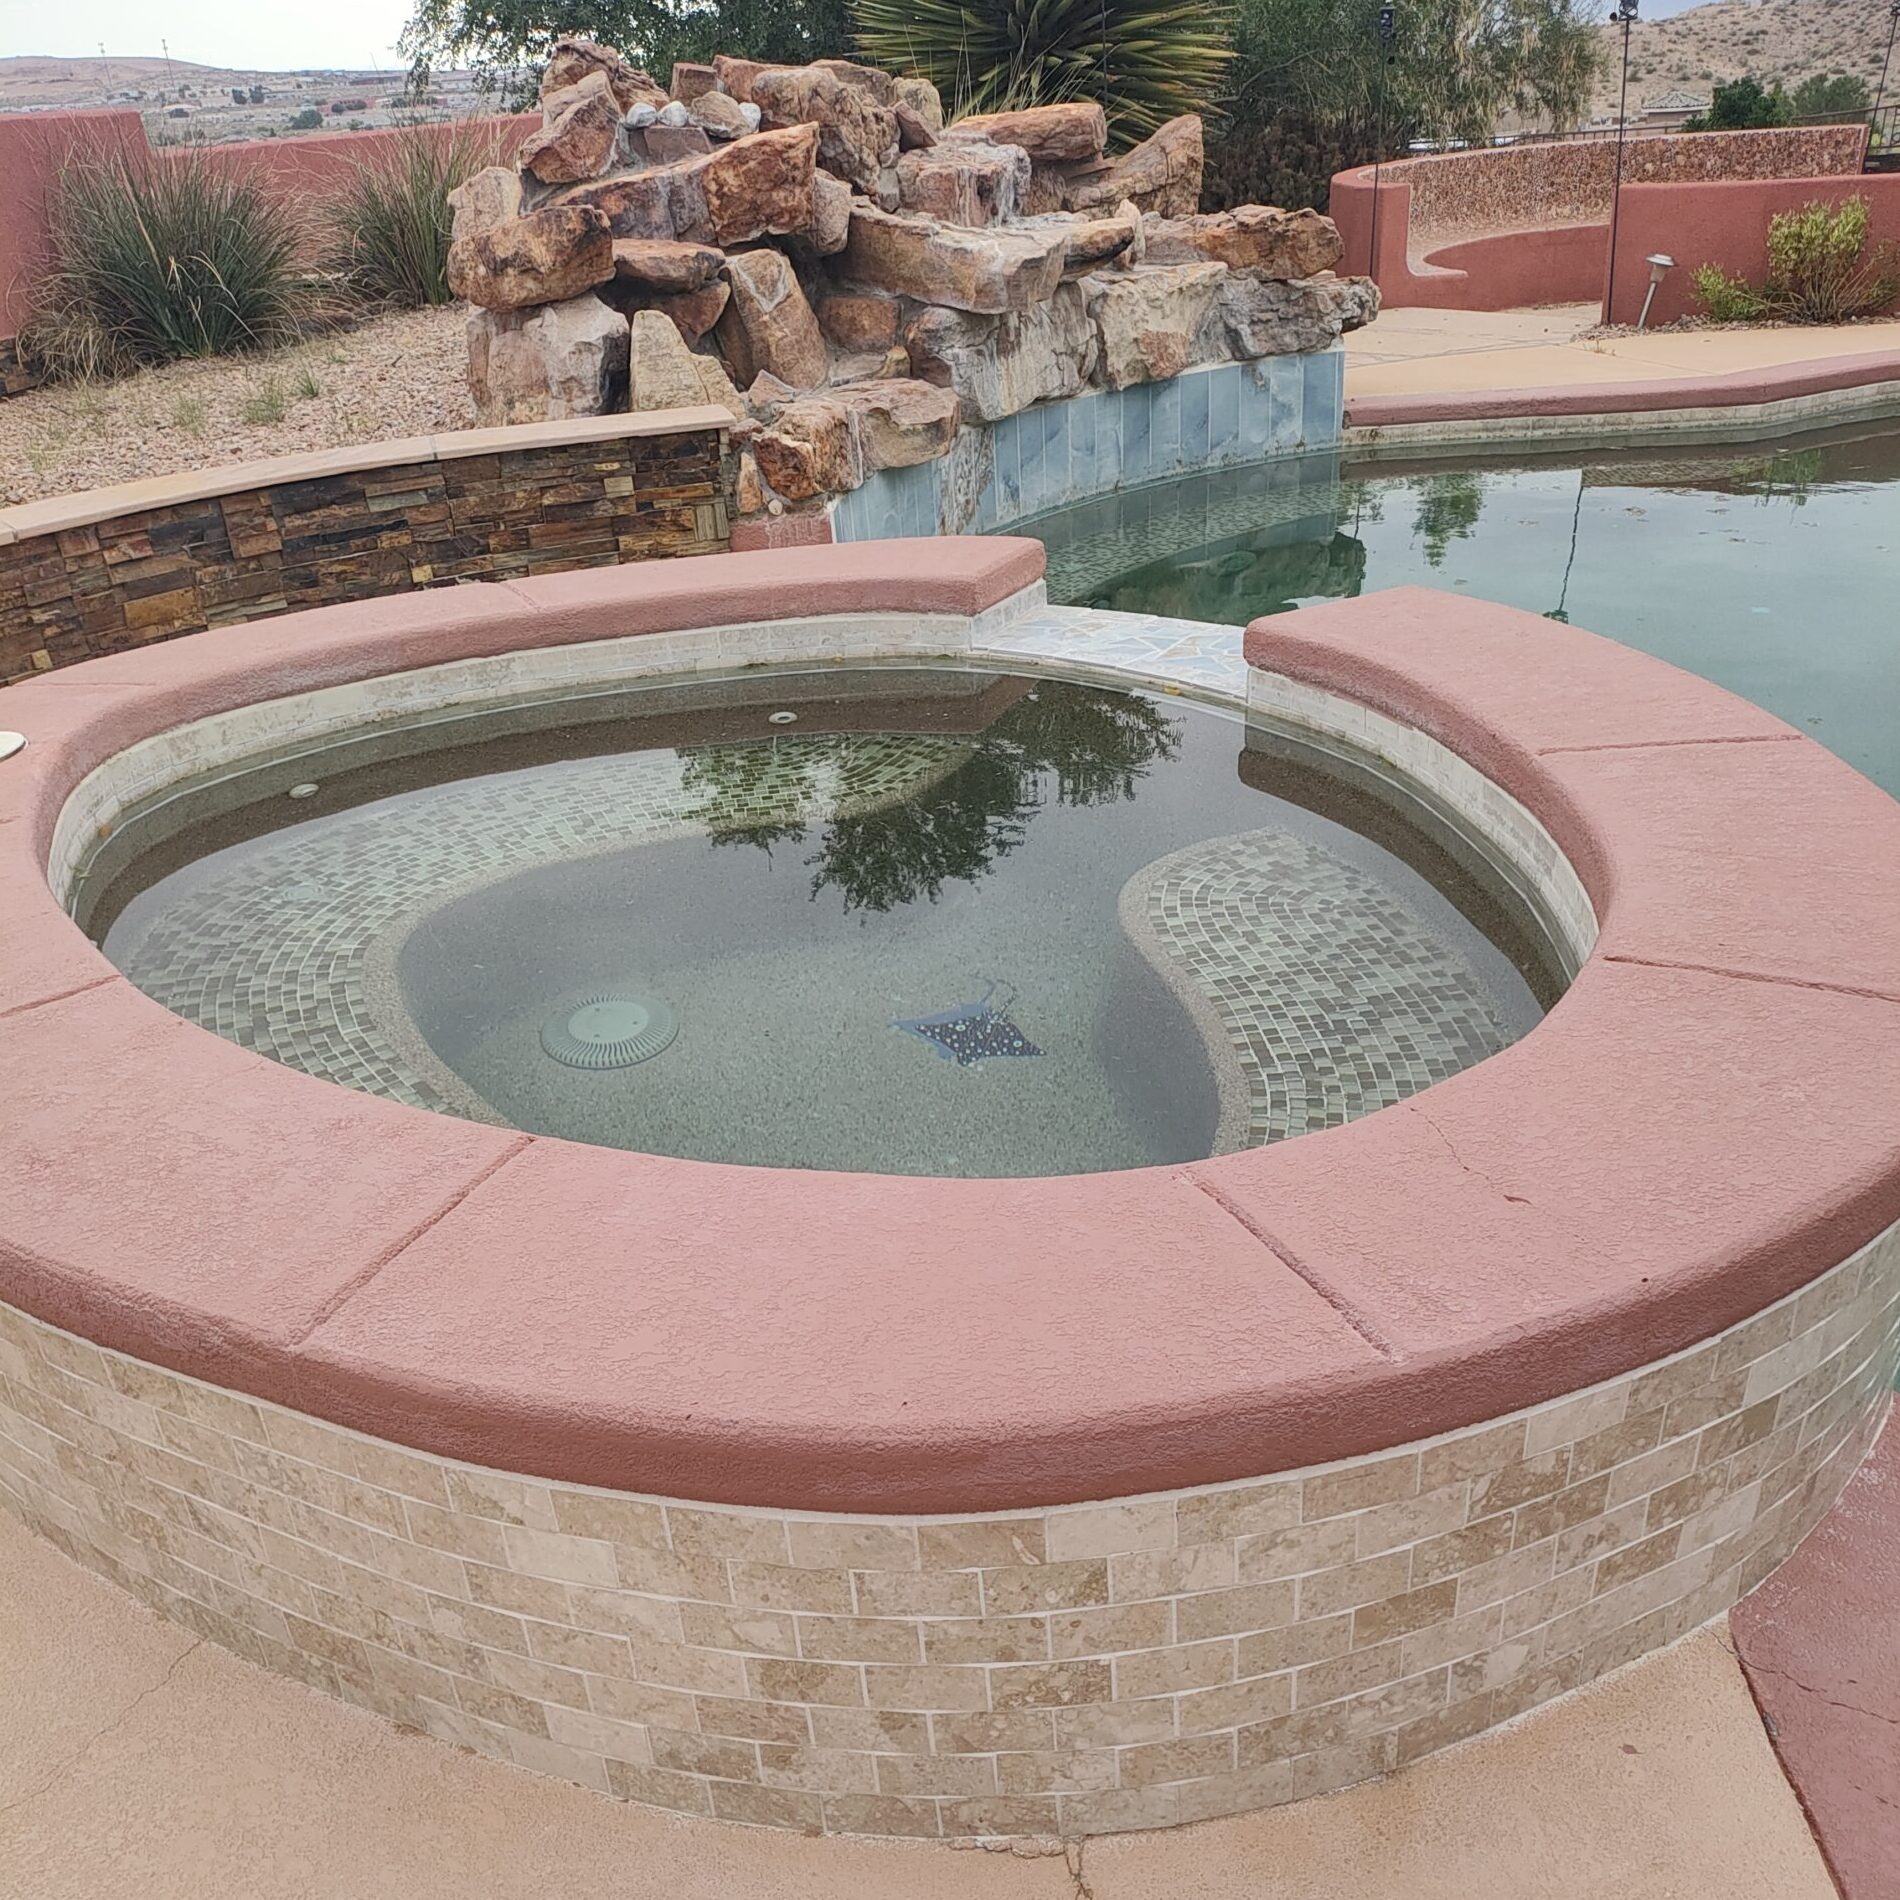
[[1, 538, 1896, 1841]]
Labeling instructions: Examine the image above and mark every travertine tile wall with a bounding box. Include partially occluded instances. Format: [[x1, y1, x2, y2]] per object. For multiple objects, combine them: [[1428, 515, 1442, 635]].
[[1, 1225, 1892, 1839]]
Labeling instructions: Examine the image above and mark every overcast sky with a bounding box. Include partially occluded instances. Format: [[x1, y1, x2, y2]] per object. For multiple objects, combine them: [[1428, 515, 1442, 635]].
[[0, 0, 414, 71], [0, 0, 1716, 76]]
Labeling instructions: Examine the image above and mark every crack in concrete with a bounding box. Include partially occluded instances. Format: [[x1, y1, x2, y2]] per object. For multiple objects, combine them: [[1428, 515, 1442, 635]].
[[1064, 1839, 1095, 1900], [1738, 1654, 1900, 1732], [1533, 733, 1805, 756], [1406, 1100, 1533, 1208], [0, 972, 118, 1024], [285, 1133, 534, 1346], [0, 1635, 203, 1818]]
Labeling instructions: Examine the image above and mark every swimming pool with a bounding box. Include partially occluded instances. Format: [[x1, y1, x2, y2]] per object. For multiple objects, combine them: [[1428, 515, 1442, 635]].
[[1033, 415, 1900, 795]]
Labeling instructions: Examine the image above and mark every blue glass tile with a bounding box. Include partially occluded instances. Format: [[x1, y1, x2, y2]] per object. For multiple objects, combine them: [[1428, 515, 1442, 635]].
[[1071, 392, 1098, 492], [1017, 408, 1046, 517], [1041, 401, 1070, 509], [972, 469, 998, 530], [1267, 355, 1305, 453], [1121, 386, 1153, 487], [1303, 348, 1345, 449], [993, 412, 1021, 521], [1206, 365, 1241, 464], [1239, 363, 1273, 456], [1179, 369, 1211, 470], [1097, 389, 1123, 481], [1149, 375, 1181, 475]]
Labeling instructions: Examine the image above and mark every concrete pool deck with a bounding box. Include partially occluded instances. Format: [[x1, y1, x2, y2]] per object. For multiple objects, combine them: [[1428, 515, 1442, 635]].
[[1730, 1418, 1900, 1900], [1346, 306, 1900, 395], [1345, 307, 1900, 440], [0, 1502, 1840, 1899]]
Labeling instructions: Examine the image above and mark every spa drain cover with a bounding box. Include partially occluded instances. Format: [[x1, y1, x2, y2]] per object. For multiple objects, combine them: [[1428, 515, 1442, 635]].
[[540, 994, 678, 1070]]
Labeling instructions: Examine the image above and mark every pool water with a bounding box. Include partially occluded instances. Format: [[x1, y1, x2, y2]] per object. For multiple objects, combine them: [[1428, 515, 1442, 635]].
[[81, 666, 1552, 1178], [1034, 416, 1900, 796]]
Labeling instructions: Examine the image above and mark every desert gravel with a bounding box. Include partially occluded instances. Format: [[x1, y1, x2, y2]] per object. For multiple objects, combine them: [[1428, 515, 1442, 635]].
[[0, 305, 474, 506]]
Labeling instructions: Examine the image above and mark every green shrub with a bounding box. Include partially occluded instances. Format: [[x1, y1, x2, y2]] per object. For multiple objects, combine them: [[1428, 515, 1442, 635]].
[[1696, 198, 1900, 325], [1692, 261, 1766, 323], [850, 0, 1232, 148], [23, 149, 301, 381], [1684, 75, 1790, 132], [323, 126, 503, 309], [1764, 198, 1900, 322], [1790, 72, 1870, 121], [289, 108, 323, 130]]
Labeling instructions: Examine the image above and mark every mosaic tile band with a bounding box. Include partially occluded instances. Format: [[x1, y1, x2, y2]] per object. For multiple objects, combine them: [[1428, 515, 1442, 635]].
[[105, 735, 977, 1116], [1125, 829, 1519, 1147]]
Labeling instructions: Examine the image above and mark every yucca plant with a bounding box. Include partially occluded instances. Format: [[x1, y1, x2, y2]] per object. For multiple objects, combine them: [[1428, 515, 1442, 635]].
[[851, 0, 1232, 148], [25, 148, 302, 380], [324, 125, 505, 309]]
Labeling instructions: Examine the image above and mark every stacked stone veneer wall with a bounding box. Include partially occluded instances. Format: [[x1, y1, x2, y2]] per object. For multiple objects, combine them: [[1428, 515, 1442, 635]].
[[0, 419, 730, 684], [0, 1229, 1891, 1839], [1393, 123, 1870, 247]]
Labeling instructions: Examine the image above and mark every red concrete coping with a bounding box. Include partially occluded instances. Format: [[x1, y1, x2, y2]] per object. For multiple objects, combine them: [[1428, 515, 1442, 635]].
[[2, 554, 1900, 1513], [1347, 349, 1900, 431]]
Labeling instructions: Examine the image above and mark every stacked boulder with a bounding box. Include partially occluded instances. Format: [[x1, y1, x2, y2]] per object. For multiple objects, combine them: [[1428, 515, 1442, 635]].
[[448, 39, 1378, 526]]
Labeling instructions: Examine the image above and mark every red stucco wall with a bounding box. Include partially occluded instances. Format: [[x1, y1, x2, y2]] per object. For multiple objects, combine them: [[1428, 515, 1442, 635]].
[[0, 110, 534, 343], [1605, 171, 1900, 326], [0, 109, 147, 337], [189, 116, 537, 234], [1332, 176, 1608, 311], [1334, 125, 1873, 315]]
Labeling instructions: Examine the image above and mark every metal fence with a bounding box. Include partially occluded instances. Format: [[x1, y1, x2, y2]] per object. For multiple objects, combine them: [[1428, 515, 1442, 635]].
[[1870, 105, 1900, 170]]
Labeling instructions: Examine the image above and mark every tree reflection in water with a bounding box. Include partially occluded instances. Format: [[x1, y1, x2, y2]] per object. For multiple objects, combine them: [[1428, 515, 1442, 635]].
[[678, 680, 1181, 913]]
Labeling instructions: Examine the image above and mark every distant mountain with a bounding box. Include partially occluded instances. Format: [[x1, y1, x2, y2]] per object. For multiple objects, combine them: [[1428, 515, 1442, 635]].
[[1589, 0, 1899, 118], [0, 55, 406, 111]]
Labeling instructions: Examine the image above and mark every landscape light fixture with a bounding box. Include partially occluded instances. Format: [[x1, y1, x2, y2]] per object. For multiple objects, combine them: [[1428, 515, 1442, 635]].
[[1604, 0, 1640, 324], [1366, 4, 1401, 292], [1637, 252, 1675, 329]]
